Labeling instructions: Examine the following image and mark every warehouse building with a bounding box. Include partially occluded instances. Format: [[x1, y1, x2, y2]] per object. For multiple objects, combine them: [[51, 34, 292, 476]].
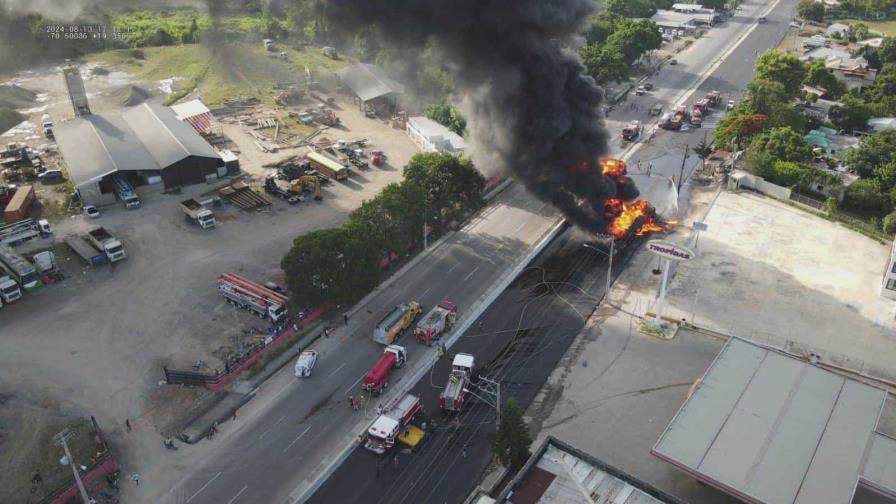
[[336, 63, 404, 115], [652, 337, 896, 504], [406, 116, 466, 154], [54, 102, 225, 206]]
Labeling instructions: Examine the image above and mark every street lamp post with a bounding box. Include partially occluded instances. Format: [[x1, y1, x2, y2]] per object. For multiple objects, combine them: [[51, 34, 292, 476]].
[[583, 235, 615, 297]]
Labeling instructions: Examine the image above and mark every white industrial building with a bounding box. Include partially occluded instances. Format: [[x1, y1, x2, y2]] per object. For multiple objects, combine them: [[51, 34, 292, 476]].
[[406, 116, 466, 154]]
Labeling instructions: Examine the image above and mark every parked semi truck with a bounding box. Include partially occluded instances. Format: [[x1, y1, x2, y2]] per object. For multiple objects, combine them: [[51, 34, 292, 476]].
[[362, 345, 407, 396], [112, 174, 140, 209], [218, 272, 288, 323], [440, 353, 474, 412], [86, 227, 126, 262], [65, 235, 107, 266], [0, 274, 22, 303], [365, 393, 424, 454], [0, 218, 51, 246], [415, 300, 457, 346], [373, 301, 422, 345], [180, 198, 216, 229]]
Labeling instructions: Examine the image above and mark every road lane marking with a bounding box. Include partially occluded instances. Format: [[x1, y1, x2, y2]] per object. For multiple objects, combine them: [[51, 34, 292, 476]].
[[344, 374, 364, 395], [275, 415, 286, 425], [283, 426, 312, 453], [514, 220, 528, 233], [326, 363, 346, 379], [186, 471, 222, 503], [226, 485, 249, 504], [259, 429, 271, 439], [463, 266, 480, 282], [445, 263, 459, 274], [420, 287, 431, 299]]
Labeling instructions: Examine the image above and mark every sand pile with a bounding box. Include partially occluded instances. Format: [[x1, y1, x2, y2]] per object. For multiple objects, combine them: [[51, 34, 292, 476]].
[[0, 84, 36, 110], [109, 84, 152, 107]]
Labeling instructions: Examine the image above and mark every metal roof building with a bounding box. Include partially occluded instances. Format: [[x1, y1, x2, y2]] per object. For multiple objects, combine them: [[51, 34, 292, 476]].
[[55, 102, 223, 206], [335, 63, 404, 103], [495, 436, 685, 504], [652, 337, 896, 504], [406, 116, 466, 154]]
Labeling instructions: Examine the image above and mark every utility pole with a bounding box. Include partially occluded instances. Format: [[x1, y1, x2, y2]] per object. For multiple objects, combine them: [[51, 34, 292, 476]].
[[583, 236, 615, 297], [466, 376, 501, 423], [53, 428, 91, 504], [677, 143, 690, 193]]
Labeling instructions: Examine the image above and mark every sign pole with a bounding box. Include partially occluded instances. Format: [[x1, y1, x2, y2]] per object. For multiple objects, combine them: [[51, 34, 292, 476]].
[[654, 258, 670, 326]]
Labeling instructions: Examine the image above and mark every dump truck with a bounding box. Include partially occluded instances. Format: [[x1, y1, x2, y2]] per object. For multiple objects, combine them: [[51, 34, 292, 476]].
[[362, 345, 407, 396], [111, 174, 140, 209], [622, 121, 642, 142], [440, 353, 474, 412], [86, 227, 126, 262], [180, 198, 215, 229], [374, 301, 423, 345], [65, 235, 108, 266], [218, 272, 288, 323], [0, 218, 50, 247], [415, 300, 457, 346], [365, 393, 423, 454]]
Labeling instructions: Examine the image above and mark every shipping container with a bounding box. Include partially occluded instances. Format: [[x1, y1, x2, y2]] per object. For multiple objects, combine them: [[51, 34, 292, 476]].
[[3, 184, 34, 224]]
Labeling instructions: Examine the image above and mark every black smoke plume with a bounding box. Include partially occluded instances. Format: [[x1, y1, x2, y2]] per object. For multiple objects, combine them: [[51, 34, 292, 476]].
[[321, 0, 639, 233]]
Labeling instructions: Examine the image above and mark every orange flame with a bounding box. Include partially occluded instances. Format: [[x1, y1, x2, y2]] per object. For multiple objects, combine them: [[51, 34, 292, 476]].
[[605, 199, 666, 239], [600, 159, 627, 179]]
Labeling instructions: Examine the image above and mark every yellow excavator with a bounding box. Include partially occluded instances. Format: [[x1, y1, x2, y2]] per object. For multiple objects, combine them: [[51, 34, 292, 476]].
[[289, 175, 322, 201]]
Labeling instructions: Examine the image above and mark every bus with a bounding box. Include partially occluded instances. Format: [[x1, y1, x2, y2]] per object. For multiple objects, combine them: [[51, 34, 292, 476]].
[[0, 243, 41, 291], [307, 151, 349, 181]]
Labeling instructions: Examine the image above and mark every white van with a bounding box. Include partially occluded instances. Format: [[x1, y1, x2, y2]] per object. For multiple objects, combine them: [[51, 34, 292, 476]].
[[294, 350, 318, 377]]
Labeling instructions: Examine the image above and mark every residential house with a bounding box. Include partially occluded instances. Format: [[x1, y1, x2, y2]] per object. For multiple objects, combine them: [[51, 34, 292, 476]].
[[868, 117, 896, 133]]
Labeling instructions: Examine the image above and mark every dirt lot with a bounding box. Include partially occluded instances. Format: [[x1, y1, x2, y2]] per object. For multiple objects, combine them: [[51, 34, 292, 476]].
[[0, 44, 421, 494]]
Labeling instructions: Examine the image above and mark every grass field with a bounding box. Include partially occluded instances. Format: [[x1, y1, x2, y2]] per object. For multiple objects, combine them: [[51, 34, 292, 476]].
[[86, 42, 349, 107], [833, 18, 896, 37]]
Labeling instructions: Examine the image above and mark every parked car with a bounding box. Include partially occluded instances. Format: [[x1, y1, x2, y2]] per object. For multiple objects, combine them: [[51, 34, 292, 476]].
[[727, 99, 736, 111], [669, 59, 678, 65], [643, 83, 654, 91], [82, 205, 100, 219], [635, 85, 646, 96], [758, 16, 767, 23], [294, 350, 318, 377], [38, 169, 65, 182]]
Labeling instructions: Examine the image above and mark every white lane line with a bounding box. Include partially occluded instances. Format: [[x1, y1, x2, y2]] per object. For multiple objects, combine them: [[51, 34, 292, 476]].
[[283, 426, 312, 453], [259, 428, 271, 439], [326, 362, 346, 379], [463, 266, 480, 282], [344, 374, 364, 395], [186, 471, 222, 503], [445, 263, 460, 274], [275, 415, 286, 425], [226, 485, 249, 504], [420, 286, 432, 299], [514, 220, 528, 233]]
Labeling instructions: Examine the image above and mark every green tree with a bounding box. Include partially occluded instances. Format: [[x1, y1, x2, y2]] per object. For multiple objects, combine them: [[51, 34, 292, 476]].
[[693, 134, 713, 171], [846, 129, 896, 178], [829, 95, 874, 133], [281, 228, 380, 308], [425, 103, 466, 136], [755, 50, 806, 97], [404, 153, 485, 224], [798, 0, 825, 21], [714, 109, 770, 150], [604, 19, 662, 65], [580, 43, 629, 83], [874, 161, 896, 192], [804, 61, 845, 97], [751, 127, 814, 162], [583, 14, 618, 45], [847, 23, 870, 43], [493, 398, 532, 468], [883, 211, 896, 234], [845, 178, 891, 213]]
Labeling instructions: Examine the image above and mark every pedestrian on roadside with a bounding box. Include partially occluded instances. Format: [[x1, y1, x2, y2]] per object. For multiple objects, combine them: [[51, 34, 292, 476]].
[[462, 445, 468, 459], [231, 408, 237, 421], [343, 313, 349, 325], [125, 419, 131, 432], [131, 472, 140, 486], [324, 327, 330, 338]]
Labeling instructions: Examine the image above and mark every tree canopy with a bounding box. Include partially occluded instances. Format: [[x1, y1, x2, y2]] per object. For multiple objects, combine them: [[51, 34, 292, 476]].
[[750, 127, 814, 163], [494, 398, 533, 468], [425, 103, 467, 136], [755, 50, 806, 98], [797, 0, 825, 21]]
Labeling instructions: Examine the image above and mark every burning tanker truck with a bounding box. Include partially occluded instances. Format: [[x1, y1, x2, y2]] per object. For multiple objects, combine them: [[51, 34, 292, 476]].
[[599, 159, 666, 240]]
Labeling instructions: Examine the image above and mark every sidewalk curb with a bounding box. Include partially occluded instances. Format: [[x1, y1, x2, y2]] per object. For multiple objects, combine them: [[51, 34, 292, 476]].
[[290, 216, 567, 504]]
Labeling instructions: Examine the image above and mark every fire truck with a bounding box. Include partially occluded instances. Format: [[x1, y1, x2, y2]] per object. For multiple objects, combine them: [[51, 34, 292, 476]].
[[621, 121, 642, 142], [440, 353, 474, 412], [217, 272, 288, 323], [690, 106, 704, 127], [373, 301, 422, 345], [415, 300, 457, 346], [365, 393, 424, 454], [362, 345, 408, 396], [705, 90, 721, 108]]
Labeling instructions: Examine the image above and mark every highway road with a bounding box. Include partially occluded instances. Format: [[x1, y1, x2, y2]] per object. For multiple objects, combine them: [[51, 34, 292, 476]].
[[309, 0, 798, 503], [162, 1, 797, 503]]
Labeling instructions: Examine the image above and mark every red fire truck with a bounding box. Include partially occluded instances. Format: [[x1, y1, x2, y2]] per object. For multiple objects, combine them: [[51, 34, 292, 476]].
[[415, 300, 457, 346], [362, 345, 407, 396]]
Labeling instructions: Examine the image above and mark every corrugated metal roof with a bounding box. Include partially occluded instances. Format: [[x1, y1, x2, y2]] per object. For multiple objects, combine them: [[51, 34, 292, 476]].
[[862, 433, 896, 497], [335, 63, 404, 102], [55, 103, 220, 188], [170, 99, 211, 118], [652, 338, 891, 504]]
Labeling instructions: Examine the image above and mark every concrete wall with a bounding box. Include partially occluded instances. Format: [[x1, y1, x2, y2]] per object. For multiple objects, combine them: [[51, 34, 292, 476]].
[[728, 171, 792, 200], [76, 180, 116, 207]]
